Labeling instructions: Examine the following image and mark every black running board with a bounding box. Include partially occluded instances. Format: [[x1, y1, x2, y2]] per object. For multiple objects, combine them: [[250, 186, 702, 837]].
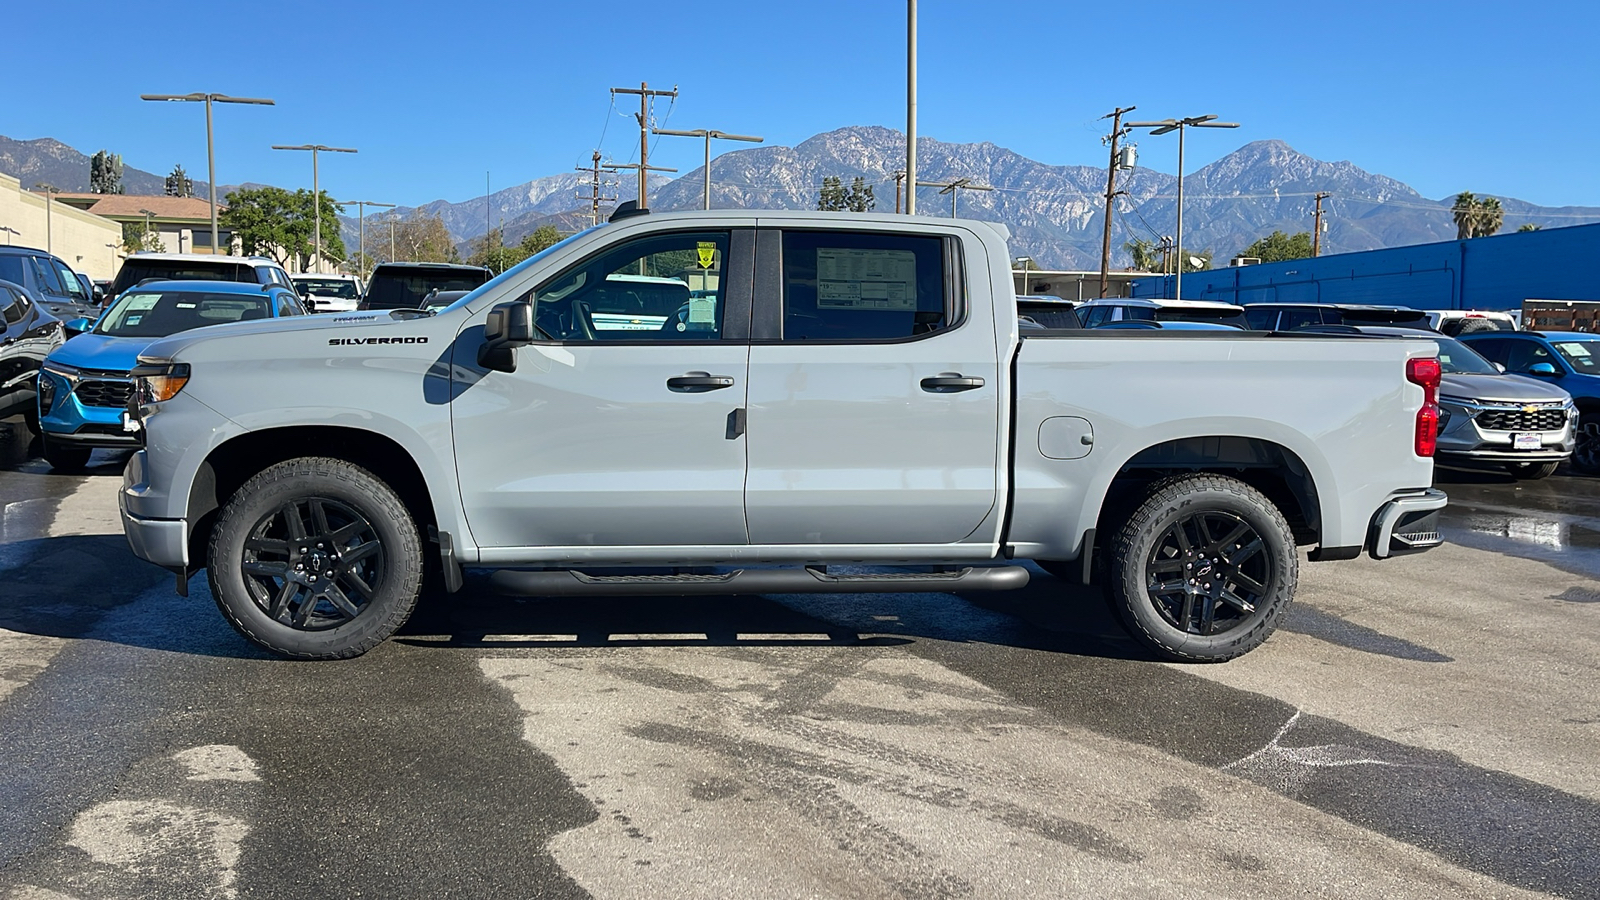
[[490, 565, 1031, 597]]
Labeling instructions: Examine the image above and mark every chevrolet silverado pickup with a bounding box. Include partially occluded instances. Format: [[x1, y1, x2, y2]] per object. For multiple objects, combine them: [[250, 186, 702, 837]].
[[118, 208, 1448, 662]]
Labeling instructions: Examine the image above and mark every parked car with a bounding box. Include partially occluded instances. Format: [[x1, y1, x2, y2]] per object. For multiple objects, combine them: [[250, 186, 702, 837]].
[[74, 273, 104, 306], [1076, 297, 1249, 329], [1461, 329, 1600, 473], [1094, 320, 1243, 330], [0, 279, 65, 432], [120, 209, 1445, 663], [107, 253, 296, 298], [0, 245, 98, 321], [1427, 310, 1519, 336], [1333, 305, 1435, 330], [1016, 295, 1082, 330], [1358, 326, 1574, 478], [360, 262, 491, 311], [291, 274, 365, 313], [37, 280, 308, 471], [1242, 303, 1347, 332]]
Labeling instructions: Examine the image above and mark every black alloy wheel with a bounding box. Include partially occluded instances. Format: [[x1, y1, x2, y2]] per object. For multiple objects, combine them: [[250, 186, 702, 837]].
[[241, 497, 386, 630], [1144, 511, 1270, 637]]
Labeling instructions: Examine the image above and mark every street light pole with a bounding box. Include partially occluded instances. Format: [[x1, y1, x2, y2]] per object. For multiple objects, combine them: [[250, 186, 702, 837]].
[[1126, 114, 1239, 301], [35, 184, 59, 253], [106, 242, 120, 274], [906, 0, 917, 216], [651, 128, 764, 210], [334, 200, 395, 278], [141, 93, 275, 255], [139, 208, 158, 250], [0, 226, 20, 245], [272, 144, 357, 274]]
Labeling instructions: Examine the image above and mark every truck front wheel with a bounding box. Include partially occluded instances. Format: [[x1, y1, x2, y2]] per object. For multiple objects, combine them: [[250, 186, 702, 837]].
[[208, 457, 423, 660], [1105, 474, 1297, 663]]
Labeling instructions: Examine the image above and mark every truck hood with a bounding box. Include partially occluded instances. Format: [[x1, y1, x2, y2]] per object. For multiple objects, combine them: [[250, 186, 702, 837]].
[[47, 332, 159, 374], [1440, 372, 1572, 404], [137, 310, 423, 362]]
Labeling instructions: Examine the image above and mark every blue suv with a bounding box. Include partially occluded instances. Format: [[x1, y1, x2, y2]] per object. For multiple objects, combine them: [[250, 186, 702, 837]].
[[1461, 330, 1600, 472], [37, 279, 306, 471]]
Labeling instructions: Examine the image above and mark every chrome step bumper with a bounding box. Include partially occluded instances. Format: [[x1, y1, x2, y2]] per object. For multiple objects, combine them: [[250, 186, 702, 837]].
[[1368, 488, 1449, 560], [491, 565, 1031, 597]]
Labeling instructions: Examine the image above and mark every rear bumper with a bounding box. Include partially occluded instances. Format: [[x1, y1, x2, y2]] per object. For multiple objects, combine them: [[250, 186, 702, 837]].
[[1367, 488, 1448, 560]]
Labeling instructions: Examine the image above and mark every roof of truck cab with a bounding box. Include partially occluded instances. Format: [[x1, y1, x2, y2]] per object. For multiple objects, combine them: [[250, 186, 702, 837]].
[[128, 279, 288, 295]]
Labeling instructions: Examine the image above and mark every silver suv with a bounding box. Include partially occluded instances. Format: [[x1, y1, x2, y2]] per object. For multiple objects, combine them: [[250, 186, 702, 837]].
[[1360, 326, 1574, 478]]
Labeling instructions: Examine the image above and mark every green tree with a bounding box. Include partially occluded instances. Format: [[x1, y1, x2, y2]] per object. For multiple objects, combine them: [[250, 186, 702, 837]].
[[1517, 223, 1542, 232], [468, 227, 532, 274], [1238, 230, 1314, 263], [845, 176, 875, 212], [519, 225, 564, 256], [164, 165, 193, 198], [121, 222, 165, 253], [1124, 238, 1162, 272], [1452, 192, 1505, 239], [90, 150, 124, 194], [817, 175, 847, 211], [220, 187, 347, 270]]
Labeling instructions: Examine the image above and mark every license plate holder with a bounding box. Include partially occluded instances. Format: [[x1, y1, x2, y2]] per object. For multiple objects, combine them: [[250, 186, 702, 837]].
[[1512, 433, 1542, 451]]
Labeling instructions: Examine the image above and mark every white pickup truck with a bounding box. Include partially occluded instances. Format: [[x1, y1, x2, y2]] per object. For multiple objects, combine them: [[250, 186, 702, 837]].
[[118, 208, 1447, 662]]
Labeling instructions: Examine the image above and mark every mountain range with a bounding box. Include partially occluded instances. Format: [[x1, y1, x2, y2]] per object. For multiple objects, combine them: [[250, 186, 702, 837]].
[[7, 128, 1600, 270]]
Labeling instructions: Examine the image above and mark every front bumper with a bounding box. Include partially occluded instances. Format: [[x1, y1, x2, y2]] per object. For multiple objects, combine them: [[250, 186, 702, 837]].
[[1436, 402, 1575, 462], [1368, 488, 1448, 560], [39, 368, 140, 448], [120, 449, 188, 568]]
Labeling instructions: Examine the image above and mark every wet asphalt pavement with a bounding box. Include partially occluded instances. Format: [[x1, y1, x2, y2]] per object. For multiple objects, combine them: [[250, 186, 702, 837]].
[[0, 417, 1596, 900]]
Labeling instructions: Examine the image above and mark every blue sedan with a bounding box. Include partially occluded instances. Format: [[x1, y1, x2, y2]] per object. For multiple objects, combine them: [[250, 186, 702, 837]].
[[37, 279, 306, 471]]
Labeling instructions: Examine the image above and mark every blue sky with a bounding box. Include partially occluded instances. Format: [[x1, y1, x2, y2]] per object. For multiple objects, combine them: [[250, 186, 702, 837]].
[[10, 0, 1598, 209]]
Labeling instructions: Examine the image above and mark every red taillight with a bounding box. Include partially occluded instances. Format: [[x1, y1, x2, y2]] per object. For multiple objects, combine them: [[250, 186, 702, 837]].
[[1407, 356, 1442, 457]]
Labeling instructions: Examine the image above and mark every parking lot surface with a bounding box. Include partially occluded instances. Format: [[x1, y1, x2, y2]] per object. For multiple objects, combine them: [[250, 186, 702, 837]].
[[0, 424, 1595, 900]]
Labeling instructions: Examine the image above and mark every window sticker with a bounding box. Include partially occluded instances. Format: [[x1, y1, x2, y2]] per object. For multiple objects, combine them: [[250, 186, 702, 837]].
[[176, 302, 197, 309], [1557, 342, 1591, 357], [687, 295, 716, 330], [816, 248, 917, 311]]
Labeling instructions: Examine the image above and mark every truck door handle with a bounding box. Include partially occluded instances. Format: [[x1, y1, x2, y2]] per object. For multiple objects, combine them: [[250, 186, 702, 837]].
[[920, 373, 985, 393], [667, 372, 736, 392]]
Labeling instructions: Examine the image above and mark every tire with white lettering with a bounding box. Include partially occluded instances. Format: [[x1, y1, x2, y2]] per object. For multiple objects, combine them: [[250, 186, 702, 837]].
[[1105, 474, 1296, 663], [208, 457, 422, 660]]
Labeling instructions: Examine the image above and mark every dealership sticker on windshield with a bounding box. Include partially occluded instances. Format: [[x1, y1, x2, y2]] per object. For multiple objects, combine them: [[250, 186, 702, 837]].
[[1513, 433, 1543, 450], [1557, 342, 1590, 357]]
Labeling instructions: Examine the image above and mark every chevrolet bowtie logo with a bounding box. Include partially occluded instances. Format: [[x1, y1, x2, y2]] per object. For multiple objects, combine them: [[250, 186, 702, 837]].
[[1522, 405, 1539, 413]]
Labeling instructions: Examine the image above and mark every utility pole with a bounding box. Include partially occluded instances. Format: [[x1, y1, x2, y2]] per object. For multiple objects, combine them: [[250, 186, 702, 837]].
[[893, 171, 907, 214], [917, 178, 992, 217], [576, 151, 618, 227], [602, 160, 677, 211], [1312, 191, 1331, 256], [610, 82, 679, 208], [271, 143, 357, 274], [1099, 105, 1136, 298], [652, 128, 763, 210]]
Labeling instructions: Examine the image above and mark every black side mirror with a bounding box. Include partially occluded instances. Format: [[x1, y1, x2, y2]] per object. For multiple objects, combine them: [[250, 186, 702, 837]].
[[478, 300, 534, 373]]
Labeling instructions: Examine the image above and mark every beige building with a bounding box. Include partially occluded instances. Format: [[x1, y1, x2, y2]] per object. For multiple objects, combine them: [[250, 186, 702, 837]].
[[51, 192, 238, 260], [0, 173, 124, 279]]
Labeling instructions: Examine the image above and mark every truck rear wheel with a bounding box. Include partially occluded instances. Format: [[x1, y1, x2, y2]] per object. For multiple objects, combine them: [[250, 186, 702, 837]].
[[1104, 474, 1296, 663], [208, 457, 422, 660]]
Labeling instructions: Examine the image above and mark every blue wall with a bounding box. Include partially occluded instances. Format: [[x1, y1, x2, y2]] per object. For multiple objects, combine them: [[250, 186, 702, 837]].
[[1132, 222, 1600, 310]]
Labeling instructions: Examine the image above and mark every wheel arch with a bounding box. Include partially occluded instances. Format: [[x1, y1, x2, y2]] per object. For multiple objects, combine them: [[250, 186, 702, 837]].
[[1091, 435, 1324, 548], [186, 425, 442, 569]]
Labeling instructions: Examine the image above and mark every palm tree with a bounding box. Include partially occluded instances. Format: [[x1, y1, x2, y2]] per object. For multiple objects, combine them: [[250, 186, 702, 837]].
[[1452, 191, 1478, 239], [1124, 237, 1161, 272], [1477, 197, 1504, 237]]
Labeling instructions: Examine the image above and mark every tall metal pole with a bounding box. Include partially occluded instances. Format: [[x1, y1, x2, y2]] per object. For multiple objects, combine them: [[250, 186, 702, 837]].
[[653, 128, 764, 211], [703, 134, 711, 210], [906, 0, 917, 216], [36, 184, 57, 254], [271, 144, 356, 275], [1099, 105, 1135, 298], [204, 95, 218, 253], [1175, 124, 1185, 302]]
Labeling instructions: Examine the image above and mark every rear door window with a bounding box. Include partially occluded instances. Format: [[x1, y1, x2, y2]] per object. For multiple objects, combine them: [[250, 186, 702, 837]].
[[51, 258, 88, 302], [1244, 308, 1277, 330], [29, 256, 67, 296], [0, 285, 23, 325], [779, 231, 951, 341]]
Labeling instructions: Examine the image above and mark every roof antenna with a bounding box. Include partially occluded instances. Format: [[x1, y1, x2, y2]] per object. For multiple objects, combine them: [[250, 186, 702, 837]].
[[609, 200, 649, 222]]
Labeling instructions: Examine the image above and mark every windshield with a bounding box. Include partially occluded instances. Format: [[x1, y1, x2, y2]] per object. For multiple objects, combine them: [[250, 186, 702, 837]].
[[294, 278, 360, 299], [96, 290, 273, 337], [1432, 336, 1499, 375], [112, 259, 249, 294], [1552, 340, 1600, 373], [365, 269, 489, 310]]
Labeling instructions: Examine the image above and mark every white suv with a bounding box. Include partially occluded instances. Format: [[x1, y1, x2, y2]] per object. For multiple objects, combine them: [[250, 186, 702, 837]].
[[108, 254, 296, 299], [291, 274, 365, 313], [1077, 297, 1248, 329]]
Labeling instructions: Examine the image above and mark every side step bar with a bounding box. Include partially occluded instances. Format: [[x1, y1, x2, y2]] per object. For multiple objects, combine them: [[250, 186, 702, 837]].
[[490, 565, 1031, 597]]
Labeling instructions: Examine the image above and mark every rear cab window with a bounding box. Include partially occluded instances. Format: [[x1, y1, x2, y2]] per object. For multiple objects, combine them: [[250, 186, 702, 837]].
[[779, 230, 953, 341], [111, 260, 248, 294]]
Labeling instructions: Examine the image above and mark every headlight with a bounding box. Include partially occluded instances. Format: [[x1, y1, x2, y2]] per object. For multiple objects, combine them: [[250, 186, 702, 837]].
[[130, 360, 191, 405], [37, 372, 57, 412]]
